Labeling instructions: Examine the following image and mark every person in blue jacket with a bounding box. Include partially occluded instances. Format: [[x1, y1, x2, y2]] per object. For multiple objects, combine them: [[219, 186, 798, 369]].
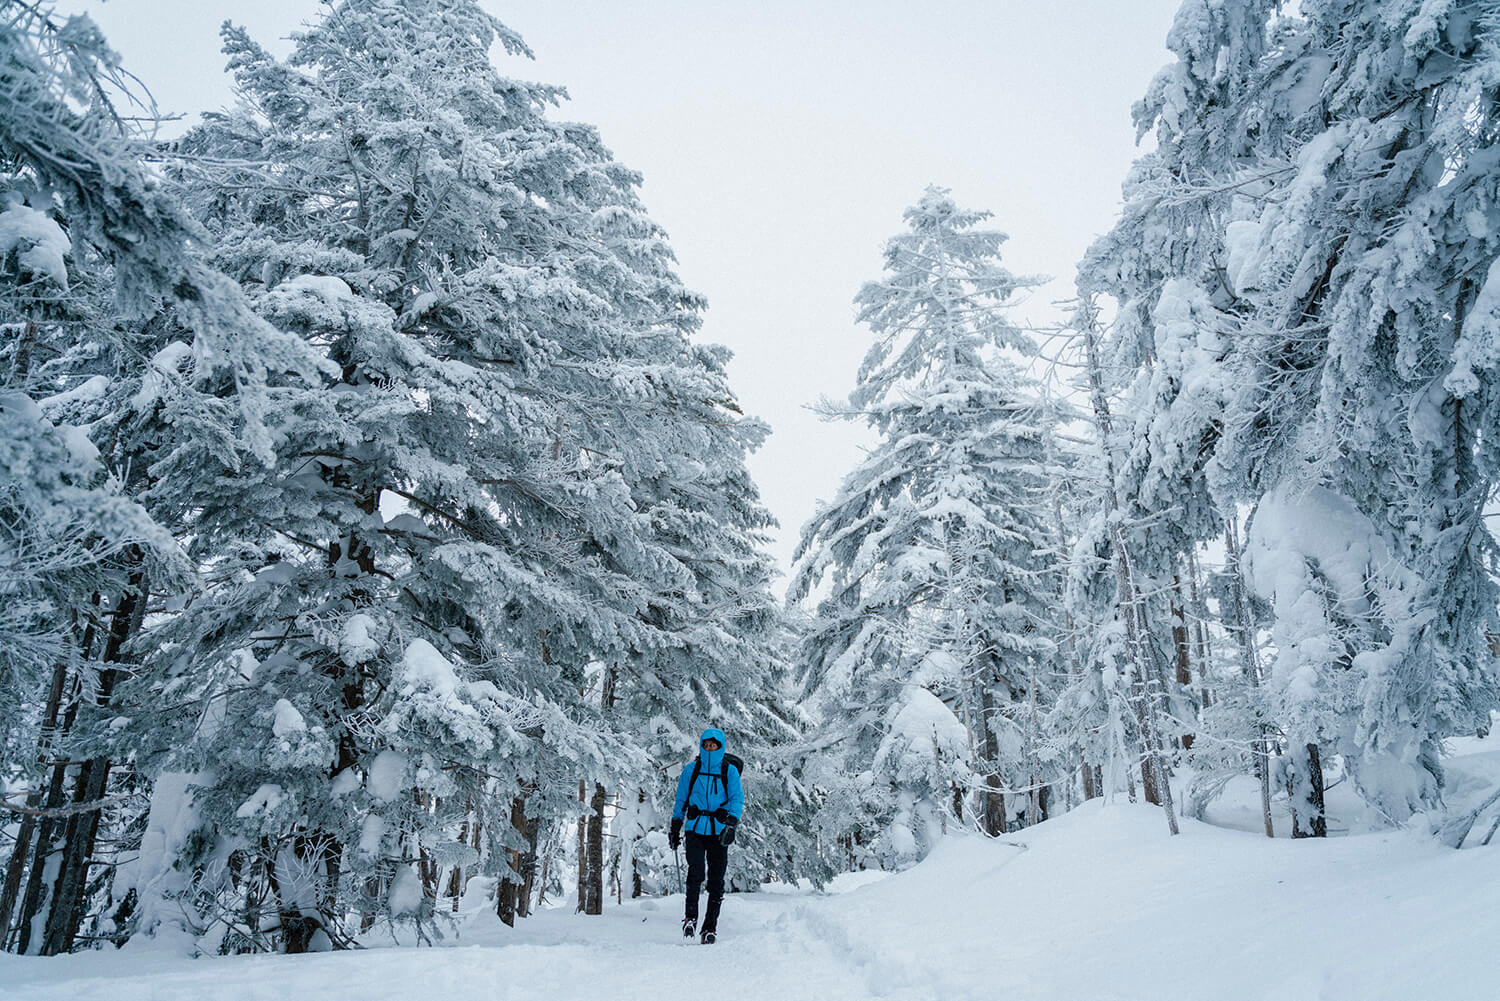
[[668, 727, 742, 944]]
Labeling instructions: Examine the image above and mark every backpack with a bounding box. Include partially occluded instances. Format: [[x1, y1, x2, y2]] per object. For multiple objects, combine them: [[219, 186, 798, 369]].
[[684, 753, 743, 833]]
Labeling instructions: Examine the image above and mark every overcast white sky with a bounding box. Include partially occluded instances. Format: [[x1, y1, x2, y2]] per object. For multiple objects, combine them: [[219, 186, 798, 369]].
[[63, 0, 1183, 587]]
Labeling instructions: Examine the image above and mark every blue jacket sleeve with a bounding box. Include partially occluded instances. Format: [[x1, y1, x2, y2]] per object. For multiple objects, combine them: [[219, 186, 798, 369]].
[[673, 765, 691, 820], [726, 762, 743, 820]]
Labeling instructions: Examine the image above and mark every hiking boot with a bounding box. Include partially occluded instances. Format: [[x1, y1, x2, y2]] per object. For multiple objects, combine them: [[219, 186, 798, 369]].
[[682, 918, 696, 939], [701, 931, 716, 945]]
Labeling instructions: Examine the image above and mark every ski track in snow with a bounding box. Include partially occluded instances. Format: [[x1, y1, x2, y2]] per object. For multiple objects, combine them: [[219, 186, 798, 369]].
[[4, 797, 1499, 1001]]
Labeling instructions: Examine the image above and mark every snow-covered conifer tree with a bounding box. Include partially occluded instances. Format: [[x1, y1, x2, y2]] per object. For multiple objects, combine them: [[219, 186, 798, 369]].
[[790, 188, 1061, 864], [0, 5, 318, 954], [99, 0, 783, 948], [1088, 0, 1500, 832]]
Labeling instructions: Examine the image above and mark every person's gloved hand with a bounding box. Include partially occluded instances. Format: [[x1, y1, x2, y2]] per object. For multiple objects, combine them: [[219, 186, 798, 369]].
[[719, 816, 738, 846], [712, 808, 729, 823], [669, 817, 683, 851]]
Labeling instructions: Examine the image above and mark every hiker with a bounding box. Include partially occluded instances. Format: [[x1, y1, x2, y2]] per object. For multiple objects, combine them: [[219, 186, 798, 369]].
[[668, 727, 743, 944]]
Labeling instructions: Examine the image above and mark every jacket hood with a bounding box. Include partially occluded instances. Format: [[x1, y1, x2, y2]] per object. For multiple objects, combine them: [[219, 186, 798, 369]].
[[699, 727, 727, 749]]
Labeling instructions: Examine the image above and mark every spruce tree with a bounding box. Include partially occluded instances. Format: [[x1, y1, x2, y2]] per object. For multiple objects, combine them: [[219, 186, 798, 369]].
[[100, 0, 783, 947], [790, 187, 1061, 864]]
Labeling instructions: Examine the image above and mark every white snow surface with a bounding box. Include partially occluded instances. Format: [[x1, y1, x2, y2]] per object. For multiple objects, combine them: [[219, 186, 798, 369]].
[[6, 795, 1498, 1000]]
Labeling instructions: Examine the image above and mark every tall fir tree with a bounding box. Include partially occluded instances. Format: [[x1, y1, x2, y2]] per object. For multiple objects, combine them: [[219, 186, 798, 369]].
[[0, 4, 319, 954], [790, 188, 1061, 865], [102, 0, 783, 950]]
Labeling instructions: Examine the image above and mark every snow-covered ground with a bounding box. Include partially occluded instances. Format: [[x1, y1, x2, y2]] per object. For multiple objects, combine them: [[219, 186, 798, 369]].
[[6, 734, 1498, 1001]]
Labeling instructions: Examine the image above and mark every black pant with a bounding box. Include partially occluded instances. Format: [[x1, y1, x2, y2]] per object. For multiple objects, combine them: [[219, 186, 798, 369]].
[[683, 830, 728, 933]]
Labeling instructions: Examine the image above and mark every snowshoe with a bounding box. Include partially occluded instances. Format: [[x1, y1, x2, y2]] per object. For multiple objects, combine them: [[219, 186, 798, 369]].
[[701, 931, 716, 945], [682, 918, 696, 939]]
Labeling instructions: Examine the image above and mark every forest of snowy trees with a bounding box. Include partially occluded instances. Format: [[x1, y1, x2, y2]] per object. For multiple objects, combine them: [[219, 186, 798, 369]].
[[3, 0, 1499, 959]]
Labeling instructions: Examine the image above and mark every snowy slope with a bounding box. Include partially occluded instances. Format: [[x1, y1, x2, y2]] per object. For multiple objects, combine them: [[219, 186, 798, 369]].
[[5, 793, 1497, 1001]]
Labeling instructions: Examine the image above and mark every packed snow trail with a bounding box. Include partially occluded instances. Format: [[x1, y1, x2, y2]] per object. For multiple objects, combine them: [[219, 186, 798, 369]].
[[5, 800, 1499, 1001]]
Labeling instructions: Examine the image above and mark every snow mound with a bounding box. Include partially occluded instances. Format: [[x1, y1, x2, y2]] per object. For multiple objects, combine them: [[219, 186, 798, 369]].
[[5, 792, 1498, 1000]]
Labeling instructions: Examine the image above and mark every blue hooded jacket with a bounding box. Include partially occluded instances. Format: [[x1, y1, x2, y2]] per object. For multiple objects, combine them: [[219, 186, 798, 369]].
[[673, 727, 744, 838]]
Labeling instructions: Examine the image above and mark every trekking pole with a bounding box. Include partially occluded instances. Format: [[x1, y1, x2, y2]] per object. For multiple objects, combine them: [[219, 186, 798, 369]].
[[674, 844, 683, 895]]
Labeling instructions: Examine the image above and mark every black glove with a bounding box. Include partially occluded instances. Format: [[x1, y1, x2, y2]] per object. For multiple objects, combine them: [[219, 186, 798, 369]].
[[718, 816, 738, 846], [669, 817, 682, 851], [713, 808, 729, 823]]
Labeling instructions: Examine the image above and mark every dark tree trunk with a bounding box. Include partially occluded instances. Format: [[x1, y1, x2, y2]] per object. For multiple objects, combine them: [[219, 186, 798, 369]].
[[518, 800, 539, 919], [1140, 753, 1162, 806], [575, 781, 587, 913], [1186, 547, 1213, 708], [631, 788, 646, 899], [0, 659, 70, 946], [41, 570, 141, 955], [1289, 743, 1328, 839], [979, 681, 1005, 835], [1170, 573, 1196, 750], [498, 794, 530, 926], [1081, 759, 1103, 801], [267, 835, 327, 954], [582, 783, 605, 915], [1225, 518, 1275, 838]]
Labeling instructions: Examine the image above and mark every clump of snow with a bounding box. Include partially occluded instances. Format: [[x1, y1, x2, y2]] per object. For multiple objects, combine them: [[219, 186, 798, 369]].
[[234, 783, 283, 818], [387, 866, 424, 915], [1223, 217, 1264, 295], [39, 374, 109, 413], [1445, 257, 1500, 398], [0, 191, 70, 289], [400, 638, 458, 697], [359, 815, 386, 857], [271, 698, 306, 739], [1, 389, 100, 467], [340, 613, 381, 666], [130, 341, 195, 411], [277, 273, 356, 303], [366, 750, 407, 803], [112, 772, 203, 950], [330, 768, 361, 797], [57, 423, 98, 464]]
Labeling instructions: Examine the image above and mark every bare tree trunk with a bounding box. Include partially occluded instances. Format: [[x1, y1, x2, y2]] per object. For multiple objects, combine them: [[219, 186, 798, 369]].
[[1224, 517, 1275, 838], [0, 659, 70, 946], [518, 809, 539, 918], [979, 683, 1005, 835], [575, 781, 587, 913], [1079, 297, 1178, 836], [1186, 547, 1213, 708], [1170, 571, 1196, 751], [1081, 761, 1098, 801], [581, 666, 615, 915], [582, 783, 606, 915], [40, 567, 144, 955], [14, 674, 85, 954], [631, 788, 646, 899], [1288, 743, 1327, 839]]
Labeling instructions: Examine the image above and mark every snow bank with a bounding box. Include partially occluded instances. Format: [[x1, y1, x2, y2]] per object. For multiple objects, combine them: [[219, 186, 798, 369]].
[[7, 746, 1499, 1000]]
